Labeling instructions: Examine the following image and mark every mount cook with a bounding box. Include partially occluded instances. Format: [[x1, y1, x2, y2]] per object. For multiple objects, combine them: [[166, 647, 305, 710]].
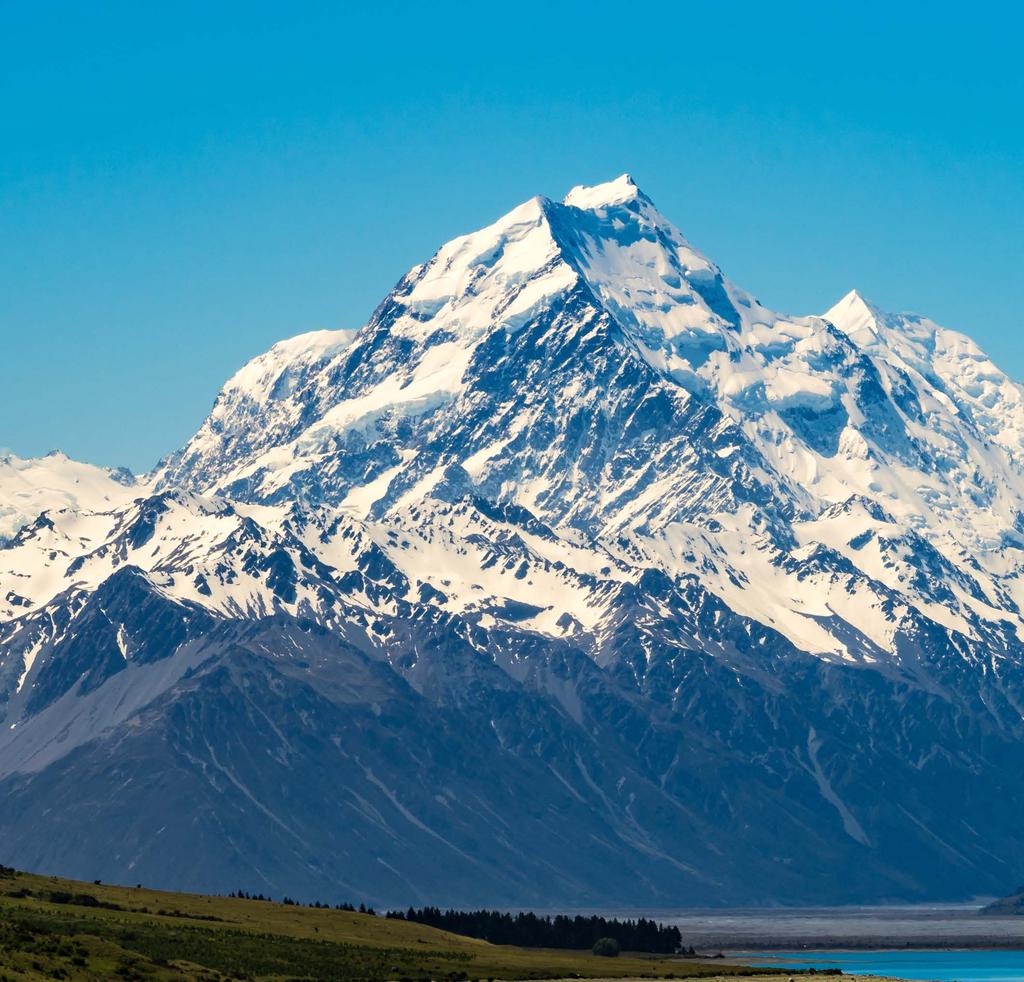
[[2, 175, 1024, 906]]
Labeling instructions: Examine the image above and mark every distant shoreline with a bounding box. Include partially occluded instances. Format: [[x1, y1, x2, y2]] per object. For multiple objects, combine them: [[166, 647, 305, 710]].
[[720, 940, 1024, 952], [633, 905, 1024, 953], [726, 944, 1024, 957]]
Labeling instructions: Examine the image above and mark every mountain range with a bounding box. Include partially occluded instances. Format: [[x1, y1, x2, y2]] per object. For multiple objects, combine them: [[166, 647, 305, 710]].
[[2, 175, 1023, 906]]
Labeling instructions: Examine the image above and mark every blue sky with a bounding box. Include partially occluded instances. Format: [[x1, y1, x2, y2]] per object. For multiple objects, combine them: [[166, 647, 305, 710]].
[[2, 1, 1022, 471]]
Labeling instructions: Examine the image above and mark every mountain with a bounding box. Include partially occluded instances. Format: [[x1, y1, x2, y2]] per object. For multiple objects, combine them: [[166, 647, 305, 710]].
[[2, 175, 1024, 906], [0, 451, 136, 543]]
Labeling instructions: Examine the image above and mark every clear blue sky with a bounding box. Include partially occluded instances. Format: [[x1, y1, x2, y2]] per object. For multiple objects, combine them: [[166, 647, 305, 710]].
[[2, 1, 1022, 472]]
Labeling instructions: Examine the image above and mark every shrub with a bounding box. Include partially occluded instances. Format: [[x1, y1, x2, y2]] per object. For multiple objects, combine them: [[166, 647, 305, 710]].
[[592, 937, 620, 958]]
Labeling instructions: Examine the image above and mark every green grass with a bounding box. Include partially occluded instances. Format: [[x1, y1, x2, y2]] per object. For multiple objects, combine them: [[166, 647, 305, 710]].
[[0, 866, 777, 981]]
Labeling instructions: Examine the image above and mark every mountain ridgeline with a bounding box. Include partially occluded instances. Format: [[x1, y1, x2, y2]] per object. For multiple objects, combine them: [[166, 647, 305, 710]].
[[3, 176, 1024, 906]]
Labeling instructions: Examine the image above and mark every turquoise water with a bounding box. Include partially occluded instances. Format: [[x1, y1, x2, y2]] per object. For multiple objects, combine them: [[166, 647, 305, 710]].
[[744, 949, 1024, 980]]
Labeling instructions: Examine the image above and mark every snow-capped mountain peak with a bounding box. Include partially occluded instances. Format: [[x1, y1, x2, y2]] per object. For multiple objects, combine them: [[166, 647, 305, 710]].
[[825, 289, 1024, 464], [563, 172, 645, 209], [149, 179, 1024, 662], [823, 288, 886, 343]]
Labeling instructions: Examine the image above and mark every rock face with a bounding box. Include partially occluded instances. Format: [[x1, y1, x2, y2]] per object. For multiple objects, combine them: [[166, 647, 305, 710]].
[[3, 176, 1024, 905], [981, 889, 1024, 915]]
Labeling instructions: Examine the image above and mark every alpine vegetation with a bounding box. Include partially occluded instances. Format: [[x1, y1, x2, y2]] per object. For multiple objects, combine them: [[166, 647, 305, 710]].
[[2, 176, 1024, 907]]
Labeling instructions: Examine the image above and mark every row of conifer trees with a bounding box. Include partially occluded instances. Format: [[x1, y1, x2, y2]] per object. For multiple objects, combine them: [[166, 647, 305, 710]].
[[225, 890, 691, 954], [385, 907, 688, 954]]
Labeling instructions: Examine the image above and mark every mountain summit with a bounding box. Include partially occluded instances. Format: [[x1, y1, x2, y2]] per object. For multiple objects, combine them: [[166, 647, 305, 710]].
[[3, 178, 1024, 906]]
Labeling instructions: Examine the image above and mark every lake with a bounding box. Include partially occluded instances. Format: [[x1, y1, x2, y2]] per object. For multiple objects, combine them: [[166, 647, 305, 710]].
[[744, 948, 1024, 981]]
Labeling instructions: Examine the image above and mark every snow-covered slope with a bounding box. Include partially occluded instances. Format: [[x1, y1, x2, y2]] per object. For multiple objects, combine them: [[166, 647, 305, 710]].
[[0, 490, 345, 626], [4, 177, 1024, 906], [0, 451, 137, 542]]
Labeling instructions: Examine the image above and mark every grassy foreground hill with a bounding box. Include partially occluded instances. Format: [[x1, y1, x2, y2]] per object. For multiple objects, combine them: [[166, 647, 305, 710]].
[[0, 866, 769, 981]]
